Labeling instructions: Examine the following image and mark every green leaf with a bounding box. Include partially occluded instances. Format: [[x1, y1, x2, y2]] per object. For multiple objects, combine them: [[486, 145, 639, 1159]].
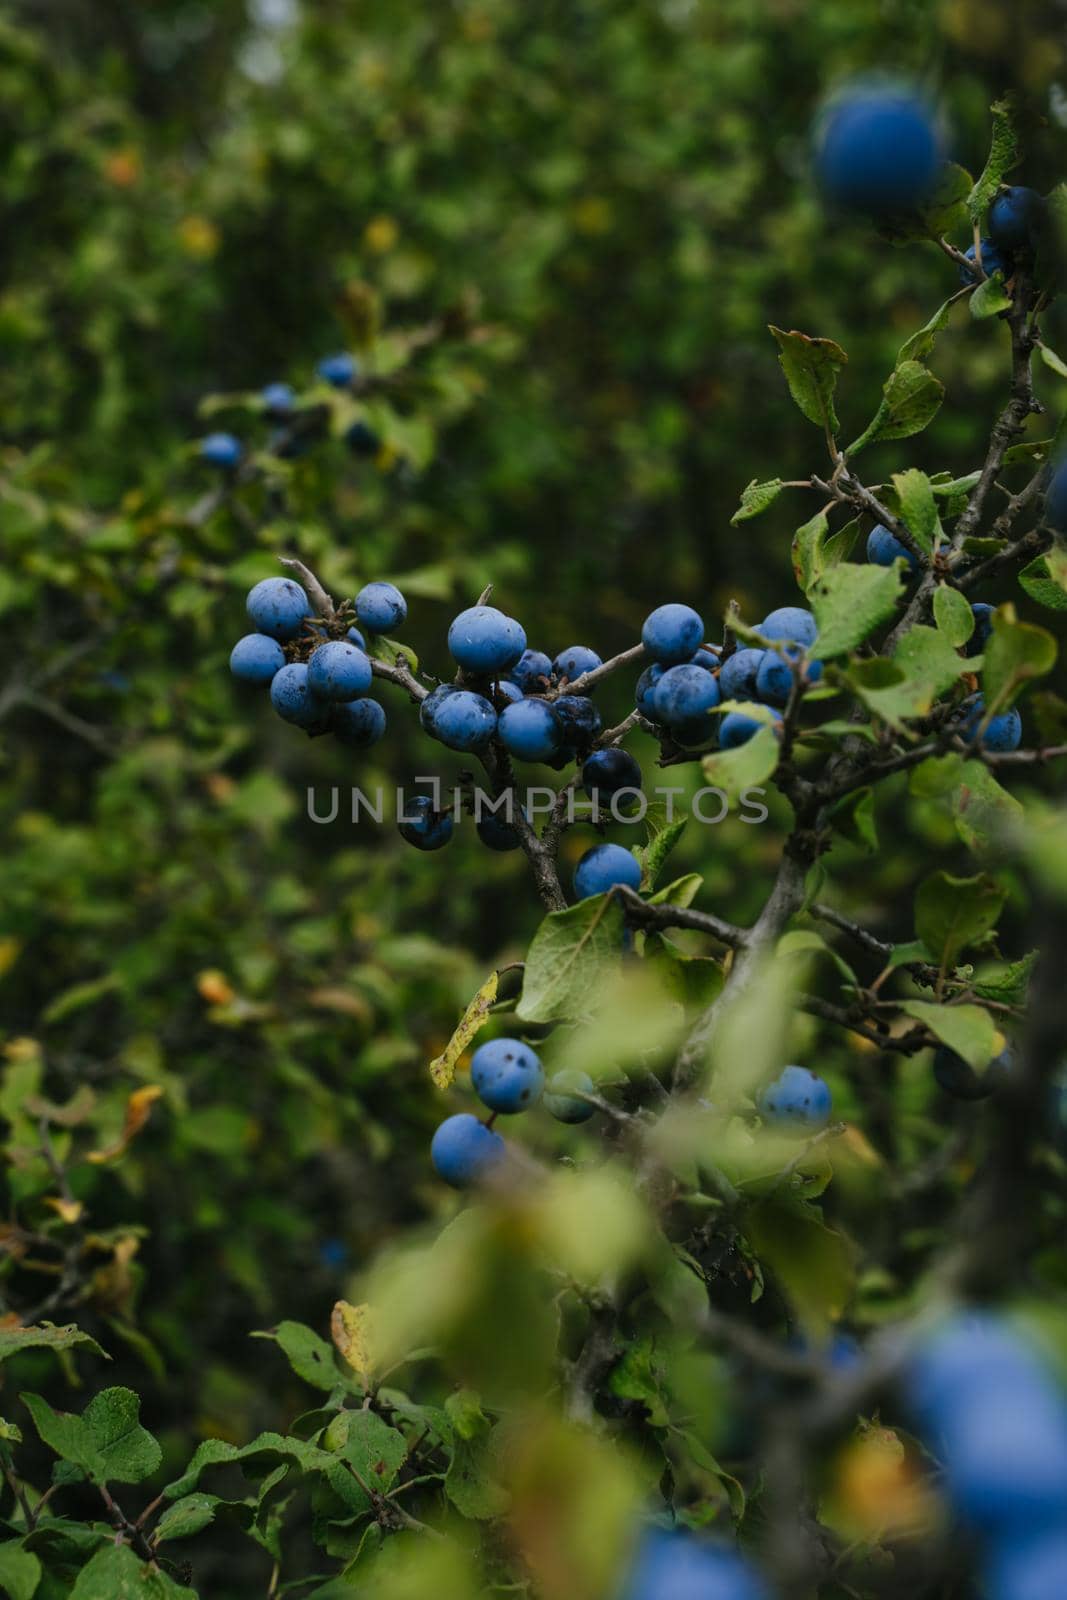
[[20, 1393, 101, 1481], [910, 752, 966, 797], [0, 1540, 41, 1600], [429, 971, 500, 1089], [953, 760, 1024, 854], [517, 895, 626, 1023], [323, 1409, 407, 1505], [0, 1323, 107, 1367], [809, 563, 904, 660], [731, 478, 784, 524], [826, 785, 878, 852], [743, 1200, 854, 1338], [914, 872, 1007, 968], [608, 1335, 669, 1427], [163, 1439, 241, 1500], [933, 584, 975, 646], [768, 327, 848, 435], [1018, 552, 1067, 612], [897, 295, 958, 365], [968, 98, 1020, 226], [791, 512, 862, 596], [898, 1001, 997, 1070], [892, 623, 971, 703], [892, 469, 940, 554], [699, 722, 781, 803], [40, 973, 123, 1026], [81, 1388, 162, 1486], [647, 873, 705, 909], [847, 360, 945, 456], [637, 806, 688, 888], [982, 605, 1058, 711], [70, 1543, 197, 1599], [777, 928, 858, 986], [971, 951, 1038, 1007], [1038, 343, 1067, 379], [252, 1322, 343, 1393], [644, 934, 724, 1010], [970, 272, 1012, 320], [153, 1493, 220, 1543], [444, 1432, 509, 1521]]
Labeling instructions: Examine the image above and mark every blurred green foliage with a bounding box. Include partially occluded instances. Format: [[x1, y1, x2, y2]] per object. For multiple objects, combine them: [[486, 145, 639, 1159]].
[[1, 2, 1066, 1595]]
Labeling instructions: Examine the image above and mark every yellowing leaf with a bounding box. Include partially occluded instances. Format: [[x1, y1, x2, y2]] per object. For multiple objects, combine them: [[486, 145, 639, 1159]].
[[43, 1197, 84, 1225], [87, 1086, 164, 1164], [331, 1300, 375, 1383], [430, 970, 500, 1089], [0, 937, 21, 979], [196, 970, 235, 1006]]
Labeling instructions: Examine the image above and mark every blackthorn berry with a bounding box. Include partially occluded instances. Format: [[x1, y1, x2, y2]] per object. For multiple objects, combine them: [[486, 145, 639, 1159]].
[[230, 633, 286, 684], [247, 577, 311, 641], [471, 1037, 544, 1113], [430, 1113, 505, 1188], [355, 581, 407, 634]]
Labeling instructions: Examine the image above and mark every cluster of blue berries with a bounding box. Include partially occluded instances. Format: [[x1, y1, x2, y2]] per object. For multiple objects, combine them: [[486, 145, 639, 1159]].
[[199, 351, 382, 473], [908, 1313, 1067, 1599], [431, 1037, 598, 1189], [229, 574, 402, 749], [635, 603, 820, 752]]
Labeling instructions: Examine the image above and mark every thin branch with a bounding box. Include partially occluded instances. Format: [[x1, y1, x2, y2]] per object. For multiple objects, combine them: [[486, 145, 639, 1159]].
[[612, 883, 748, 950], [278, 556, 337, 622], [550, 642, 648, 698]]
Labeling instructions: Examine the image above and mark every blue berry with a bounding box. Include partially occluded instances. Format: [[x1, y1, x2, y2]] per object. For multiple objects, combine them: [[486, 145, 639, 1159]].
[[544, 1070, 597, 1124], [246, 577, 311, 642], [691, 646, 721, 672], [758, 1065, 832, 1130], [346, 625, 367, 651], [620, 1529, 769, 1600], [966, 602, 995, 658], [307, 641, 373, 701], [1045, 458, 1067, 533], [959, 238, 1010, 285], [959, 695, 1023, 752], [554, 695, 602, 748], [433, 689, 497, 751], [573, 843, 642, 900], [938, 1378, 1067, 1532], [493, 679, 523, 706], [355, 581, 407, 635], [398, 795, 454, 851], [635, 663, 665, 720], [471, 1037, 544, 1114], [934, 1041, 1013, 1100], [476, 805, 525, 852], [200, 431, 243, 469], [718, 648, 766, 701], [641, 603, 705, 665], [430, 1114, 505, 1188], [229, 633, 286, 684], [988, 185, 1045, 253], [332, 698, 386, 749], [510, 649, 553, 692], [498, 699, 563, 762], [816, 88, 941, 216], [908, 1314, 1052, 1431], [420, 683, 460, 738], [554, 645, 602, 683], [346, 419, 380, 456], [719, 708, 782, 749], [867, 525, 920, 572], [261, 382, 295, 416], [316, 351, 357, 387], [652, 663, 721, 733], [269, 663, 331, 731], [755, 649, 823, 707], [758, 606, 818, 648], [985, 1527, 1067, 1600], [582, 747, 642, 802], [448, 605, 527, 674]]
